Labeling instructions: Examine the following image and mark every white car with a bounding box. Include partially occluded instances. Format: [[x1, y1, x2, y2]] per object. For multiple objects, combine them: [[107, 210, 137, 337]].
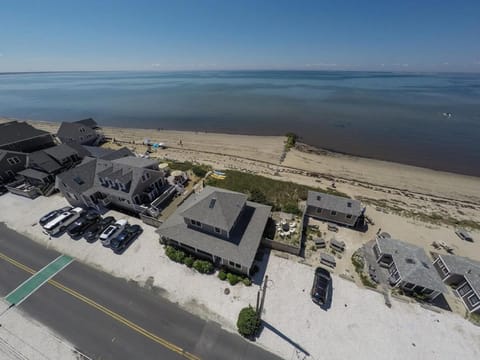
[[43, 207, 84, 236], [100, 219, 127, 247]]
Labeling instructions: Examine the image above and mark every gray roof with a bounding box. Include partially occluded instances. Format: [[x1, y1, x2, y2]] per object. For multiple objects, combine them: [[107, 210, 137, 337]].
[[438, 254, 480, 295], [28, 150, 62, 174], [56, 157, 97, 193], [100, 147, 133, 160], [18, 168, 51, 180], [57, 121, 99, 145], [158, 186, 271, 269], [112, 156, 158, 169], [75, 118, 98, 128], [43, 144, 78, 162], [377, 236, 446, 293], [180, 188, 248, 231], [307, 191, 362, 216], [0, 121, 51, 147], [0, 149, 26, 161]]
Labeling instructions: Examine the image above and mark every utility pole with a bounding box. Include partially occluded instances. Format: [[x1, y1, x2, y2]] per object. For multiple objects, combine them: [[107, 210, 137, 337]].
[[257, 275, 268, 320]]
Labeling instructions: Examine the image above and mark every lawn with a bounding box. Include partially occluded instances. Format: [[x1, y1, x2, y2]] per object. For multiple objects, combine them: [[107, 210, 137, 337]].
[[205, 170, 349, 214]]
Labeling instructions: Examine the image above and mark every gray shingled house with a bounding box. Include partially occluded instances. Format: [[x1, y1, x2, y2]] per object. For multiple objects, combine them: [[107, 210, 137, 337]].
[[305, 191, 365, 227], [373, 235, 446, 300], [433, 254, 480, 314], [56, 156, 168, 215], [157, 186, 271, 275], [0, 121, 55, 152], [0, 121, 56, 186], [57, 118, 103, 146]]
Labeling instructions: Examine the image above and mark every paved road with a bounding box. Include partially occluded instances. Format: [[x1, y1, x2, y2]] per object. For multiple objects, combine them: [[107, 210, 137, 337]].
[[0, 224, 282, 360]]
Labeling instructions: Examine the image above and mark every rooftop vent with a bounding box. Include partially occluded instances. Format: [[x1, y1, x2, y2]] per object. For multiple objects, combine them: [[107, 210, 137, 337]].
[[317, 195, 321, 201], [73, 176, 84, 185], [405, 258, 417, 265], [209, 198, 216, 209], [347, 202, 352, 208]]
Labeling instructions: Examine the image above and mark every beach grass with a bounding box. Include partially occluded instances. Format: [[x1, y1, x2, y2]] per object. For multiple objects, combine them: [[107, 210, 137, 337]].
[[205, 169, 348, 213]]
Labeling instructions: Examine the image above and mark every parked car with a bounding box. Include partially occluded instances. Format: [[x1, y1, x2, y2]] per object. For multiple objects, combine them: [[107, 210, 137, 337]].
[[455, 228, 474, 242], [83, 216, 115, 243], [66, 211, 101, 239], [99, 219, 127, 247], [110, 224, 143, 254], [39, 206, 72, 227], [43, 207, 85, 236], [311, 267, 331, 305]]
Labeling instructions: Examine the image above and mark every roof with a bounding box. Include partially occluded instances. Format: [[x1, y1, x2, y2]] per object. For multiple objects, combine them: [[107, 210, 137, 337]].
[[330, 238, 346, 249], [112, 156, 158, 169], [158, 187, 271, 269], [438, 254, 480, 294], [28, 150, 63, 174], [100, 147, 134, 160], [43, 144, 78, 162], [307, 191, 362, 216], [0, 149, 26, 161], [18, 168, 51, 180], [0, 121, 51, 147], [56, 120, 99, 145], [376, 236, 446, 293], [180, 187, 248, 231], [75, 118, 98, 128], [56, 157, 97, 193]]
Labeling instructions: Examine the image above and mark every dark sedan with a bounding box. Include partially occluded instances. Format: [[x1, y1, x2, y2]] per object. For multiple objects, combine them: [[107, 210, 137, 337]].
[[311, 267, 331, 306], [110, 224, 143, 254], [67, 211, 101, 239], [39, 206, 72, 227], [83, 216, 115, 243]]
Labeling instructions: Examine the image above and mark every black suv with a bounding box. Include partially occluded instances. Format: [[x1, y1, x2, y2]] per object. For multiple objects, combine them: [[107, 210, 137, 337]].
[[67, 211, 101, 239], [311, 267, 331, 305], [83, 216, 115, 243], [110, 224, 143, 254]]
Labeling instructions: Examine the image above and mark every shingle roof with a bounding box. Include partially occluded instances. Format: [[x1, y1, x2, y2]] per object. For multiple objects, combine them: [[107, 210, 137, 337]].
[[158, 187, 271, 269], [18, 168, 51, 180], [180, 188, 248, 231], [0, 121, 51, 147], [56, 157, 97, 193], [307, 191, 362, 216], [111, 156, 158, 168], [28, 150, 62, 174], [99, 147, 133, 160], [438, 254, 480, 295], [43, 144, 78, 162], [377, 236, 446, 293], [75, 118, 98, 128]]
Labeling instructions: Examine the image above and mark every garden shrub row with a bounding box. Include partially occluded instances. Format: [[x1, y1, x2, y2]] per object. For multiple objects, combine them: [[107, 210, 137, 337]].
[[164, 245, 214, 274], [218, 270, 252, 286]]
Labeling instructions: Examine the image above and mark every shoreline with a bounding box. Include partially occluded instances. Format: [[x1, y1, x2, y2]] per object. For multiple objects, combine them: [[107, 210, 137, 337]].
[[2, 116, 480, 205]]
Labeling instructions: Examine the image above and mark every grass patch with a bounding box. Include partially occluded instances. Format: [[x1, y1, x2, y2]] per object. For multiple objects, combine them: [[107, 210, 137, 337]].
[[168, 161, 212, 177], [206, 169, 349, 212], [360, 197, 480, 231]]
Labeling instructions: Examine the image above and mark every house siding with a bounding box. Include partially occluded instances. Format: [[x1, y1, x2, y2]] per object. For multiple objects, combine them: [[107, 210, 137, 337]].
[[0, 152, 28, 183], [305, 205, 358, 226]]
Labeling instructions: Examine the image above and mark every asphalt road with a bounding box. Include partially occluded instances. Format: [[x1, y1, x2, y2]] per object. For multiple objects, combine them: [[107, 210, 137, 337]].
[[0, 223, 282, 360]]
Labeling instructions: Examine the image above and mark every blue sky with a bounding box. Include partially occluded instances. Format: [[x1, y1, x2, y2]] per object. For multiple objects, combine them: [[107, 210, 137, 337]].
[[0, 0, 479, 72]]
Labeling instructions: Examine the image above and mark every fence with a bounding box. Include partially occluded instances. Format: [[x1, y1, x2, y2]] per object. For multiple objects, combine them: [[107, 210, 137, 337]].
[[261, 237, 301, 256]]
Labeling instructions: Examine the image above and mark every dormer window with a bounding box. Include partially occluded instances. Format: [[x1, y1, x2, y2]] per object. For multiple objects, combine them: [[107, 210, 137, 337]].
[[190, 219, 202, 227], [79, 127, 86, 133], [214, 227, 221, 233], [142, 172, 151, 182]]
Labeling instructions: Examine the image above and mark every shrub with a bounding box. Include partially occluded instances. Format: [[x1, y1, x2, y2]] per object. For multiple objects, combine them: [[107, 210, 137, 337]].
[[249, 188, 268, 205], [193, 260, 214, 274], [227, 273, 241, 286], [183, 256, 195, 268], [192, 165, 209, 178], [218, 270, 227, 281], [283, 203, 302, 215], [237, 306, 260, 338], [242, 278, 252, 286], [165, 246, 186, 263]]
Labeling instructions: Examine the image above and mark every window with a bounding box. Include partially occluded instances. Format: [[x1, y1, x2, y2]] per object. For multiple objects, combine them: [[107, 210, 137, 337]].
[[229, 261, 235, 266], [468, 294, 480, 307], [214, 227, 221, 233], [331, 210, 337, 216], [423, 289, 434, 295], [73, 176, 84, 185], [142, 172, 151, 182], [316, 208, 322, 213], [79, 136, 84, 141], [316, 195, 321, 201], [346, 214, 352, 219], [6, 170, 15, 178], [235, 263, 241, 269], [437, 260, 449, 276], [7, 156, 21, 165], [458, 282, 473, 296], [79, 127, 86, 133], [190, 219, 202, 227], [404, 282, 415, 290], [347, 202, 352, 208]]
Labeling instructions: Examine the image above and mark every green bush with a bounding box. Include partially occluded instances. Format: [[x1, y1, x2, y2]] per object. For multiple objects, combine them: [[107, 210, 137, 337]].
[[193, 260, 214, 274], [283, 203, 302, 215], [237, 306, 260, 338], [242, 278, 252, 286], [165, 246, 186, 263], [227, 273, 241, 285], [192, 165, 209, 178], [183, 256, 195, 268], [218, 270, 227, 281]]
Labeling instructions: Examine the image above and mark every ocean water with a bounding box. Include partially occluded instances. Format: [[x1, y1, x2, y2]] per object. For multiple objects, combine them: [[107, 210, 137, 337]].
[[1, 70, 479, 176]]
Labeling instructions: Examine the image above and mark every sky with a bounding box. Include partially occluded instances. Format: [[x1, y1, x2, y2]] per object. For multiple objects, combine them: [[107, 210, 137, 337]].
[[0, 0, 479, 73]]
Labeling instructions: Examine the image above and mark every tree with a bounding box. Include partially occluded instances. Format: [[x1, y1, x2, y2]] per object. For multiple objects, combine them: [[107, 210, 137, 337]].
[[237, 306, 260, 338]]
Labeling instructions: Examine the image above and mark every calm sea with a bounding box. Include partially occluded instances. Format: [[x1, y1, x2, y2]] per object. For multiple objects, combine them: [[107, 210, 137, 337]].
[[1, 70, 479, 176]]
